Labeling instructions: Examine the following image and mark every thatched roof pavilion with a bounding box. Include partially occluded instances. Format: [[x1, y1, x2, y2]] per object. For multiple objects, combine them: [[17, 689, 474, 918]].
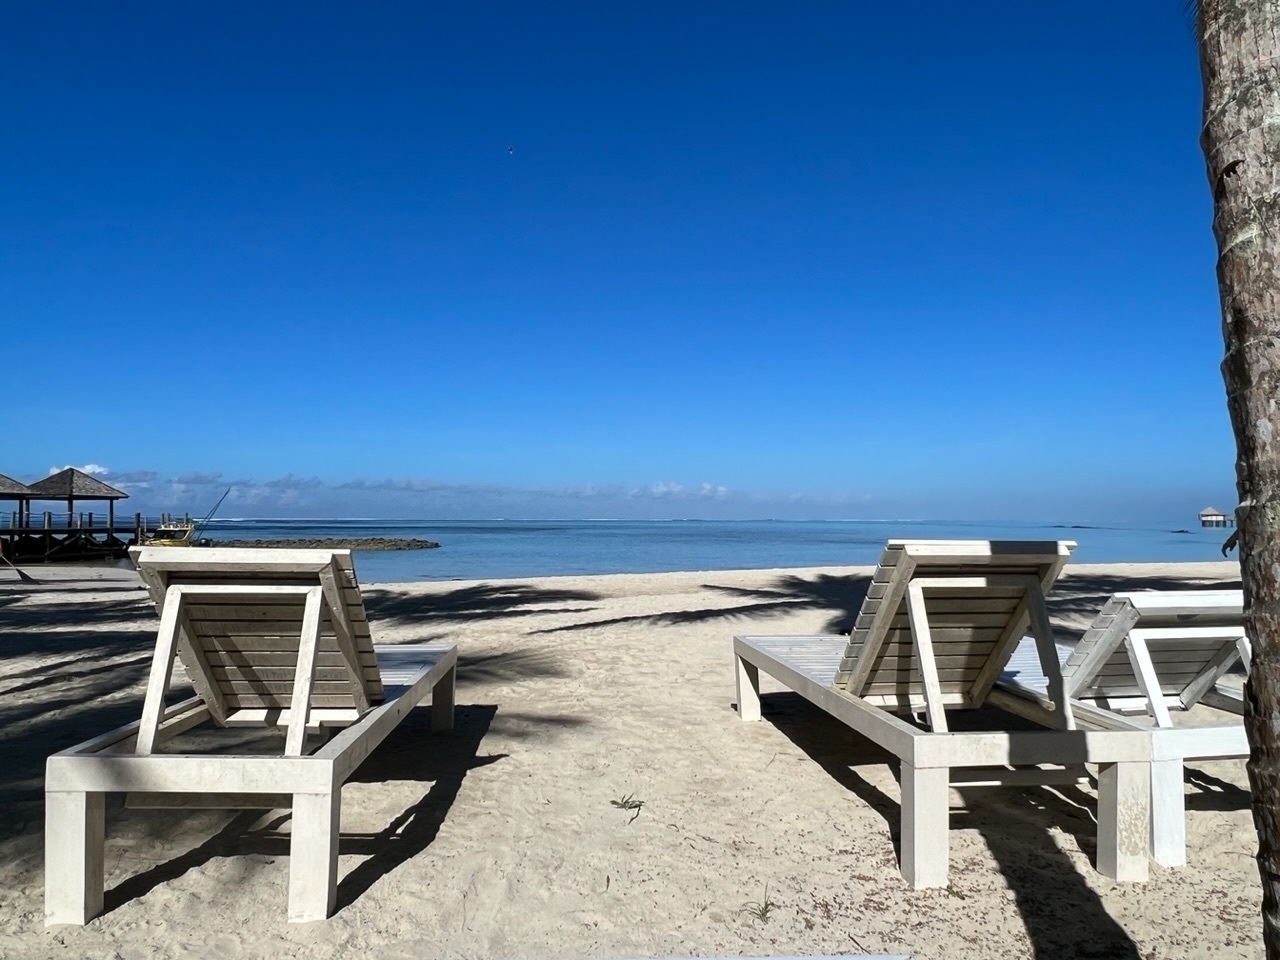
[[0, 473, 34, 500], [24, 468, 128, 528], [27, 468, 128, 502]]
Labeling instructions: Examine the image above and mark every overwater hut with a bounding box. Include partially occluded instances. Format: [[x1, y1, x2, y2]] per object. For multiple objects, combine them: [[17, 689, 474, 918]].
[[1200, 506, 1233, 528]]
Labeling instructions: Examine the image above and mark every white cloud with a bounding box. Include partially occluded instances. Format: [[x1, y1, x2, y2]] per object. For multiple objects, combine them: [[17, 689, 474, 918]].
[[634, 482, 685, 499], [27, 466, 769, 518], [175, 471, 223, 485], [50, 463, 109, 476]]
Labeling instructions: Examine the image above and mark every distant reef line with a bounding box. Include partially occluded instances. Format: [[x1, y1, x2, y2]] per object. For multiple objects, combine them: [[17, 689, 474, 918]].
[[209, 537, 440, 551]]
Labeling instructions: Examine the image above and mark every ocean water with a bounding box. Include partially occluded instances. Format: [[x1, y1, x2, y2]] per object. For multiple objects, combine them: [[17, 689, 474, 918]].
[[198, 518, 1235, 583]]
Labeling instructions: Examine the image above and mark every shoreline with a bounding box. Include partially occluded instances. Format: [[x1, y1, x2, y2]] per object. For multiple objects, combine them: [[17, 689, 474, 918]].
[[5, 557, 1242, 588]]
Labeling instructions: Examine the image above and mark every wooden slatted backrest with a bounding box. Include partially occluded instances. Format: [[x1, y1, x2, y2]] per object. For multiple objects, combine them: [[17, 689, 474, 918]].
[[130, 546, 383, 715], [1062, 590, 1245, 700], [833, 540, 1075, 712]]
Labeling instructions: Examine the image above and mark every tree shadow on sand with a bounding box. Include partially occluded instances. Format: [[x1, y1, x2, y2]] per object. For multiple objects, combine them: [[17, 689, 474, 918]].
[[0, 624, 161, 837], [757, 691, 1142, 959], [531, 573, 874, 635], [103, 705, 587, 918], [364, 583, 603, 628], [532, 567, 1240, 640], [1, 593, 156, 629]]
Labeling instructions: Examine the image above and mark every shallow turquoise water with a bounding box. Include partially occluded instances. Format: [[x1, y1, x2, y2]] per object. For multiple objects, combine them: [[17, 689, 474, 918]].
[[197, 518, 1233, 582]]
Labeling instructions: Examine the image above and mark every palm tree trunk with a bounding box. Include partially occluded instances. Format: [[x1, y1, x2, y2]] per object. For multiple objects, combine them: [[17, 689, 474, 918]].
[[1198, 1, 1280, 954]]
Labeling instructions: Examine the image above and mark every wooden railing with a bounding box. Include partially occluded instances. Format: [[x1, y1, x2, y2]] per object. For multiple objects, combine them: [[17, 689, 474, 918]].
[[0, 512, 188, 533]]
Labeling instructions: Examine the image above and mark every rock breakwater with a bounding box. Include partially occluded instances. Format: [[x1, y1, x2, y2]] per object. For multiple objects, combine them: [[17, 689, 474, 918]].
[[211, 537, 440, 551]]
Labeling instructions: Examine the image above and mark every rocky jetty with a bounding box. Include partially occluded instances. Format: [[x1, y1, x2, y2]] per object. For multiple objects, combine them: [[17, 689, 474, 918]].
[[211, 537, 440, 551]]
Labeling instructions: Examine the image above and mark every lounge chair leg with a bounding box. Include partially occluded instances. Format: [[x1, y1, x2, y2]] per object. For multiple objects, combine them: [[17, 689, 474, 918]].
[[432, 665, 455, 733], [900, 762, 949, 888], [1150, 758, 1187, 868], [735, 655, 761, 721], [45, 790, 105, 926], [1096, 760, 1150, 882], [289, 791, 340, 922]]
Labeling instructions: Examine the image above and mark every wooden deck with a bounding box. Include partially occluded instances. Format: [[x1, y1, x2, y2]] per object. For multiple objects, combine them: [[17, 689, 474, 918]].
[[1, 512, 182, 562]]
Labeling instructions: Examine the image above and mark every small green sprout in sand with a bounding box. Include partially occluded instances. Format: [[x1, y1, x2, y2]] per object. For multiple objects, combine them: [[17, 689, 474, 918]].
[[610, 792, 645, 823], [740, 885, 778, 923]]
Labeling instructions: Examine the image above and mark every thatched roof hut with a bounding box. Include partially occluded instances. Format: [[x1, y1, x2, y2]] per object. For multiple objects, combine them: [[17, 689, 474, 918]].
[[26, 468, 128, 501], [0, 473, 34, 500], [24, 468, 128, 528]]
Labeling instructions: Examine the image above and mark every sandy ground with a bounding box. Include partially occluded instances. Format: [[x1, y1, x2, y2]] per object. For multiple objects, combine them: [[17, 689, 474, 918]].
[[0, 559, 1261, 960]]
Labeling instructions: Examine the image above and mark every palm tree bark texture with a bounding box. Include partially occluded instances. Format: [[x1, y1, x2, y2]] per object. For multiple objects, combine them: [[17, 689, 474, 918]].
[[1198, 1, 1280, 954]]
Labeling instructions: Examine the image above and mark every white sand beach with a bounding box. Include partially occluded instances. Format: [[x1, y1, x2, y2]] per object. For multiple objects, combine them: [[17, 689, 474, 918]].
[[0, 560, 1260, 959]]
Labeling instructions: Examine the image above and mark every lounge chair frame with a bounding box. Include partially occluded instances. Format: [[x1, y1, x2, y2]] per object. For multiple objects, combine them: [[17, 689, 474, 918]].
[[734, 540, 1152, 888], [996, 590, 1249, 867], [45, 547, 457, 924]]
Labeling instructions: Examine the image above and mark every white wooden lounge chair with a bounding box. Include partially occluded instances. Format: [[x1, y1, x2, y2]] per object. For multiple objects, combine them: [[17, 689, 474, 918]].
[[996, 589, 1249, 867], [734, 540, 1152, 888], [45, 547, 458, 925]]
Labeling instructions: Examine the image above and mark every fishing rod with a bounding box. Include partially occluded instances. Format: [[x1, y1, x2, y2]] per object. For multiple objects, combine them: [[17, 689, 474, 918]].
[[191, 487, 232, 542]]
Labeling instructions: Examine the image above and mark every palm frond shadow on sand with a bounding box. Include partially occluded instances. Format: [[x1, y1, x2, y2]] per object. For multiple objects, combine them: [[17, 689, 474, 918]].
[[0, 626, 160, 835], [363, 583, 602, 628], [764, 691, 1143, 959], [104, 704, 588, 918], [530, 567, 1241, 639]]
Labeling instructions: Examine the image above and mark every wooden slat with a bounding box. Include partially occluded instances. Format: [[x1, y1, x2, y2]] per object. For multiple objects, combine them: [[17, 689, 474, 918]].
[[871, 653, 997, 669], [213, 666, 381, 683], [862, 690, 972, 706], [164, 573, 321, 585], [878, 627, 1006, 646], [865, 667, 985, 684], [206, 651, 378, 668], [1096, 657, 1225, 677], [175, 606, 229, 724], [217, 680, 360, 696], [855, 597, 1023, 630], [969, 583, 1035, 705], [223, 694, 360, 709], [187, 619, 334, 635], [222, 707, 362, 727], [185, 604, 310, 620], [201, 635, 342, 652], [1108, 640, 1247, 660], [1090, 672, 1210, 689], [881, 612, 1023, 628]]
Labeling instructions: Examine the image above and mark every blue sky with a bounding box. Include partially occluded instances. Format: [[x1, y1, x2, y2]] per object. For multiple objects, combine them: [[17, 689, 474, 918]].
[[2, 2, 1235, 521]]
